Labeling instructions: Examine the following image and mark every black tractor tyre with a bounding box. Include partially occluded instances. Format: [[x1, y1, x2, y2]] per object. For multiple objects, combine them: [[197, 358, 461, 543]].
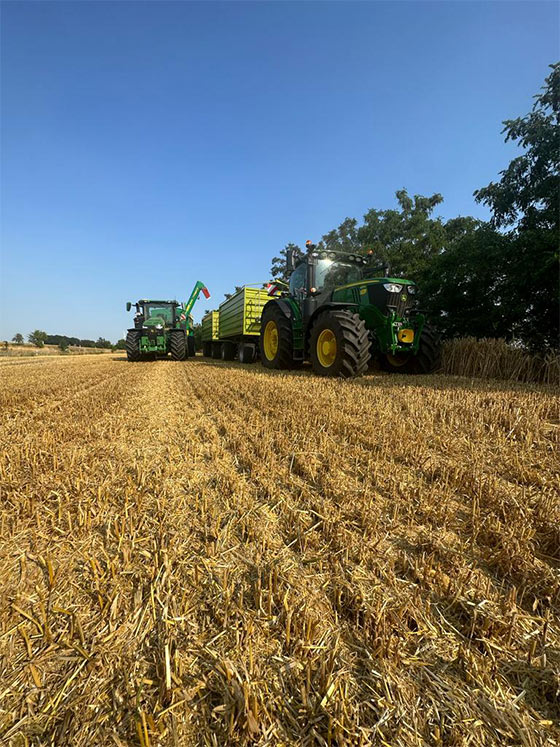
[[309, 310, 371, 378], [170, 330, 187, 361], [259, 303, 296, 370], [381, 324, 441, 374], [239, 343, 256, 364], [211, 342, 222, 359], [221, 341, 236, 361], [187, 335, 196, 358], [126, 330, 142, 362]]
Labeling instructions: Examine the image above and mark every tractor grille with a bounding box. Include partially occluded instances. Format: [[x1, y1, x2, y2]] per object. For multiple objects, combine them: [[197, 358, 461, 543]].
[[367, 285, 414, 318], [386, 291, 410, 318]]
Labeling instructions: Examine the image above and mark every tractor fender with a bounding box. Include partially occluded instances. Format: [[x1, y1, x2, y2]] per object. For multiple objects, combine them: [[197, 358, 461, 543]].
[[262, 298, 295, 320], [305, 302, 361, 351], [307, 302, 359, 331]]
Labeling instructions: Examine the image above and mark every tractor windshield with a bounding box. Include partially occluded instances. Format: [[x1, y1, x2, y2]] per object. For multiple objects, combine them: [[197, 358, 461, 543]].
[[315, 259, 362, 292], [143, 304, 175, 325]]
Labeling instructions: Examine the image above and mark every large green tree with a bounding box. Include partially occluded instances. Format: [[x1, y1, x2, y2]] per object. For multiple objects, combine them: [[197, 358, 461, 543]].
[[474, 63, 559, 349]]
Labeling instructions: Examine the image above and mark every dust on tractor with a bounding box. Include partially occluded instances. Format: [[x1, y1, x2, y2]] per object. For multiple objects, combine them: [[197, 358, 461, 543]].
[[259, 241, 440, 377], [125, 281, 210, 361]]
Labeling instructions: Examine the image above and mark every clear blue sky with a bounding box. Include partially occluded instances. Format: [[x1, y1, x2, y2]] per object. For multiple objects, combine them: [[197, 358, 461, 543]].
[[1, 1, 557, 342]]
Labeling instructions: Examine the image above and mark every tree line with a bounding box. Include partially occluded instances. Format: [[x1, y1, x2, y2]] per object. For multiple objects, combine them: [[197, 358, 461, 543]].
[[11, 331, 125, 351], [270, 64, 559, 351]]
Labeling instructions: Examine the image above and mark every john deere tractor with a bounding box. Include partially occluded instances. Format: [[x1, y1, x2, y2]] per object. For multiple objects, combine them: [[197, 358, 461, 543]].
[[259, 242, 440, 377], [125, 281, 210, 361]]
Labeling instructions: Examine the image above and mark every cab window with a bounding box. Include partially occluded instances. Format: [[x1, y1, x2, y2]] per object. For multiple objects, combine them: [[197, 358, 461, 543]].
[[289, 262, 307, 299]]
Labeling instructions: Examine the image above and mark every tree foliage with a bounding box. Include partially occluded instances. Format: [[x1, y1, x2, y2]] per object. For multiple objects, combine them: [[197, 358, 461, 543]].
[[12, 333, 24, 344], [474, 62, 559, 349], [28, 330, 48, 348]]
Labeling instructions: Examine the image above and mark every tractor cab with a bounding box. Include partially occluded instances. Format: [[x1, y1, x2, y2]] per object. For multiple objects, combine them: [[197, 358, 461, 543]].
[[126, 300, 179, 330]]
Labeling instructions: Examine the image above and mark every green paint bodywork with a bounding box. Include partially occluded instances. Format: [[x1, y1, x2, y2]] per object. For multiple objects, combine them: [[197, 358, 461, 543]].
[[332, 278, 425, 356]]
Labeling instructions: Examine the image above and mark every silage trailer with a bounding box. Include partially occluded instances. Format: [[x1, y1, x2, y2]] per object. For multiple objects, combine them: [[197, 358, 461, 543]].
[[201, 286, 270, 363]]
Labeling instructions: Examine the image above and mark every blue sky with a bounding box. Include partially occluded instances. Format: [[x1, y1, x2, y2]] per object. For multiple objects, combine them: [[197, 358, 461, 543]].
[[1, 1, 557, 342]]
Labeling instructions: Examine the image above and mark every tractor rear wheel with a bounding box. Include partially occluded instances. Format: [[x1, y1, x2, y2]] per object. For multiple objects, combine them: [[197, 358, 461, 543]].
[[260, 303, 295, 369], [309, 310, 370, 378], [381, 324, 441, 374], [170, 330, 187, 361], [187, 335, 196, 357], [126, 330, 141, 362]]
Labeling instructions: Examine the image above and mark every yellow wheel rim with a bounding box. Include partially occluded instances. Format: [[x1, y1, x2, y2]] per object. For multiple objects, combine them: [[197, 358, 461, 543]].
[[386, 353, 409, 368], [263, 320, 279, 360], [317, 329, 337, 367]]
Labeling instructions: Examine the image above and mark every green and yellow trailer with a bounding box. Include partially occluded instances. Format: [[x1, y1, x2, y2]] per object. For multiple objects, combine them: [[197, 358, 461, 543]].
[[201, 311, 220, 357], [202, 286, 271, 363]]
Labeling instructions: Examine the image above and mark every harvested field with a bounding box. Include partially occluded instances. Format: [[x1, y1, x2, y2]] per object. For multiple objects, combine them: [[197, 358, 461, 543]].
[[1, 354, 559, 746]]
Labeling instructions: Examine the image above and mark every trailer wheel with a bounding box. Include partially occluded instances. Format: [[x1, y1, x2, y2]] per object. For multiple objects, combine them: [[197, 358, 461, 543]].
[[202, 341, 212, 357], [239, 343, 256, 364], [211, 342, 222, 359], [170, 330, 187, 361], [126, 330, 142, 362], [221, 341, 236, 361], [309, 310, 370, 378], [260, 303, 295, 369]]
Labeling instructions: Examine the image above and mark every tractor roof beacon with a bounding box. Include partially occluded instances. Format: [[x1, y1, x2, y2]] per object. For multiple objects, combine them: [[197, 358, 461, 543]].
[[125, 281, 210, 362], [259, 242, 440, 378]]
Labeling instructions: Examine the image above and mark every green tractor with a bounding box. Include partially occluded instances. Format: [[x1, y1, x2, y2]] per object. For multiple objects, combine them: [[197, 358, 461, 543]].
[[259, 242, 440, 377], [125, 281, 210, 361]]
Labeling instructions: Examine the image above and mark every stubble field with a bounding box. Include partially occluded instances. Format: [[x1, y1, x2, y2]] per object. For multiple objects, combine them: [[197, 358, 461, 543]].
[[0, 354, 558, 746]]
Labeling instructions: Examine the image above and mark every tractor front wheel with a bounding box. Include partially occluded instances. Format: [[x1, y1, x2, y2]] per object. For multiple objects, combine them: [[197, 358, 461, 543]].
[[260, 303, 296, 370], [381, 324, 441, 374], [170, 330, 187, 361], [126, 330, 141, 362], [187, 335, 196, 358], [309, 310, 370, 378]]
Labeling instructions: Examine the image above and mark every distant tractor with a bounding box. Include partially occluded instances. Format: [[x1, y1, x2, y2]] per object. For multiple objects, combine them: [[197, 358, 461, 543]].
[[125, 281, 210, 361], [201, 286, 270, 363], [259, 242, 440, 377]]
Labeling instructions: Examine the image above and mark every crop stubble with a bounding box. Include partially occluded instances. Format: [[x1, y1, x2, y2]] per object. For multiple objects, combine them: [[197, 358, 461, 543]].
[[0, 355, 558, 746]]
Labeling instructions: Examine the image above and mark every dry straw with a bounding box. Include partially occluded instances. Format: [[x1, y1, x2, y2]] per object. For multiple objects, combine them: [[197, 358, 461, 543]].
[[441, 338, 560, 385], [0, 354, 558, 746]]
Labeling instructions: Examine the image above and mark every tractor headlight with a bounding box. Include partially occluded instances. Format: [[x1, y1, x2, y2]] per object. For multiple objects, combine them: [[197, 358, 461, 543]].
[[408, 285, 416, 295], [349, 254, 355, 261], [383, 283, 403, 293], [156, 324, 163, 330]]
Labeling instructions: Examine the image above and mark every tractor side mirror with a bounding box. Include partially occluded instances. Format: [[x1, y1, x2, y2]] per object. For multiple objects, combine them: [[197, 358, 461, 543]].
[[286, 248, 294, 274], [126, 302, 131, 312]]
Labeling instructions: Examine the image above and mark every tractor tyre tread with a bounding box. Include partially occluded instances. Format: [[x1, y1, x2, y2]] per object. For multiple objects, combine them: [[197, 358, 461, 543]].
[[260, 304, 296, 370], [170, 330, 187, 361], [126, 330, 142, 362], [310, 310, 371, 378]]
